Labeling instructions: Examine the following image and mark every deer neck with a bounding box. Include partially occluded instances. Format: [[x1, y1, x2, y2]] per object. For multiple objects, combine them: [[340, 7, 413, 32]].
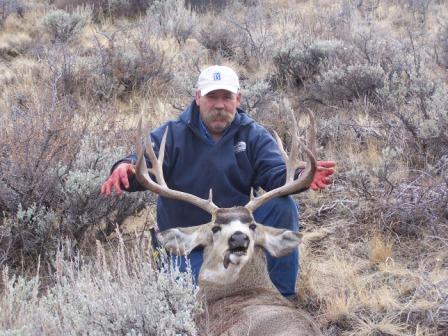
[[198, 246, 278, 303]]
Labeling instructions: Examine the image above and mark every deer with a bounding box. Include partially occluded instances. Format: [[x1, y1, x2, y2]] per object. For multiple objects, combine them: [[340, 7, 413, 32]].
[[134, 105, 323, 336]]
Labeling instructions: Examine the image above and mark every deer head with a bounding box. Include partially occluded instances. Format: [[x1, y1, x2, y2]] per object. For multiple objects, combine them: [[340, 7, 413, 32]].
[[135, 100, 317, 285], [156, 206, 304, 285]]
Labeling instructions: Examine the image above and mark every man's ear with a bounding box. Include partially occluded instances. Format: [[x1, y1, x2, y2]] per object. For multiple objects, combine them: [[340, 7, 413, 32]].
[[194, 89, 201, 106], [157, 223, 212, 256], [236, 91, 242, 107], [254, 225, 302, 257]]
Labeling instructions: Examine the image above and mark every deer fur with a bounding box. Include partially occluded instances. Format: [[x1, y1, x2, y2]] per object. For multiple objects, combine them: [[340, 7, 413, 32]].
[[158, 207, 323, 336]]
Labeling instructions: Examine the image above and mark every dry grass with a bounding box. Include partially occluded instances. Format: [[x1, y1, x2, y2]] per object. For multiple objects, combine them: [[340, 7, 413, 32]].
[[369, 234, 393, 265], [298, 218, 447, 335]]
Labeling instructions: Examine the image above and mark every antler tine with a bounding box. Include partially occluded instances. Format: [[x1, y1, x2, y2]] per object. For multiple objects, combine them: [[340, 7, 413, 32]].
[[273, 131, 287, 163], [288, 109, 301, 182], [293, 107, 318, 169], [305, 108, 317, 158], [277, 99, 304, 182], [136, 117, 152, 182], [245, 100, 317, 213], [135, 116, 219, 215], [208, 189, 214, 203], [142, 123, 168, 188]]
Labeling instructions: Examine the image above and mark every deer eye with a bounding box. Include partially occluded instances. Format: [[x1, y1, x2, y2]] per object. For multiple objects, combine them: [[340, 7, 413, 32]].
[[249, 224, 256, 231], [211, 226, 221, 234]]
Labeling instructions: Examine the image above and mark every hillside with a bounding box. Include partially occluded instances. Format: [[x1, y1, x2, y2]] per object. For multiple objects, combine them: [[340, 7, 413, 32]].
[[0, 0, 447, 335]]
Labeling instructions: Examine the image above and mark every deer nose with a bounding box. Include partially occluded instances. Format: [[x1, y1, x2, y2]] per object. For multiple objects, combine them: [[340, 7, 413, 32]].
[[228, 231, 249, 249]]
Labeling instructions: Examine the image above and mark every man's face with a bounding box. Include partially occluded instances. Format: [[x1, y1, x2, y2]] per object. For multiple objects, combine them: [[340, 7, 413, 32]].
[[195, 89, 241, 140]]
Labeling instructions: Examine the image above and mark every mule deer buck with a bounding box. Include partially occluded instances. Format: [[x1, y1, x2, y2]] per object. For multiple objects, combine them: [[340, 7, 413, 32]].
[[135, 105, 323, 336]]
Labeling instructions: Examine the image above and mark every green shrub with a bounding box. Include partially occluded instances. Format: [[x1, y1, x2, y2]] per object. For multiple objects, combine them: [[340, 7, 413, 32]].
[[0, 127, 152, 271], [76, 29, 172, 100], [148, 0, 197, 44], [379, 42, 447, 165], [0, 239, 200, 335], [0, 204, 59, 270], [185, 0, 229, 12], [385, 172, 448, 237], [54, 0, 153, 18], [43, 9, 87, 43], [405, 81, 448, 161], [272, 39, 351, 88], [197, 16, 239, 59], [0, 0, 24, 26], [313, 65, 385, 103], [340, 142, 448, 238], [240, 77, 276, 118], [197, 4, 275, 65], [436, 24, 448, 68], [171, 66, 200, 107], [56, 133, 153, 241], [229, 5, 275, 64], [0, 80, 151, 271], [419, 82, 448, 139]]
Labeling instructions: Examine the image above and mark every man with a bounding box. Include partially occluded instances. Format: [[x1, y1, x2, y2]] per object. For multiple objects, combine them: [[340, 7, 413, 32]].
[[101, 65, 335, 298]]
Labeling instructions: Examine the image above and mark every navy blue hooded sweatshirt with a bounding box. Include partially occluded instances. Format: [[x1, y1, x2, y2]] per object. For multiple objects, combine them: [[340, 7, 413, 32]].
[[114, 100, 291, 231]]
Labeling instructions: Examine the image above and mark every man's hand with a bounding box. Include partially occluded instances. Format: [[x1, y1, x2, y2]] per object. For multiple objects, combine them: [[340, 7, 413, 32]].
[[310, 161, 335, 191], [100, 163, 135, 196]]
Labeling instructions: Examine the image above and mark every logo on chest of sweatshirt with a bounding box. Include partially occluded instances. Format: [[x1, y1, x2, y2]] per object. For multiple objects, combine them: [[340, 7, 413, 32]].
[[234, 141, 246, 153]]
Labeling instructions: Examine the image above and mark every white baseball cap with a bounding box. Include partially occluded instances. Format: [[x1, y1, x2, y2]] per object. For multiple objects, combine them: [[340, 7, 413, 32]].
[[197, 65, 240, 96]]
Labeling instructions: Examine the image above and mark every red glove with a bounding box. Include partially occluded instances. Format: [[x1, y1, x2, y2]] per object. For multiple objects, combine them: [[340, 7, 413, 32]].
[[100, 163, 135, 196], [310, 161, 335, 191]]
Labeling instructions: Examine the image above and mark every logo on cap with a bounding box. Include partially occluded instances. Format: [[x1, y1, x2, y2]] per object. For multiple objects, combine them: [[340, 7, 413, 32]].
[[197, 66, 239, 95]]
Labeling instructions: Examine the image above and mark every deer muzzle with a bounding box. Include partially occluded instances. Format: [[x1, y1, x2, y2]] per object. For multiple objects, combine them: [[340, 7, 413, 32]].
[[229, 231, 249, 251], [222, 231, 250, 269]]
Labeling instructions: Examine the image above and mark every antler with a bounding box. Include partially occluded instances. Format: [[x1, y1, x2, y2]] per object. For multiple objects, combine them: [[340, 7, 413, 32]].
[[135, 117, 219, 216], [245, 99, 317, 212]]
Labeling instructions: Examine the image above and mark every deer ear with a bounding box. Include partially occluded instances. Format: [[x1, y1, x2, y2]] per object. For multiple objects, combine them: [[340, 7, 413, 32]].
[[157, 223, 212, 256], [255, 225, 302, 257]]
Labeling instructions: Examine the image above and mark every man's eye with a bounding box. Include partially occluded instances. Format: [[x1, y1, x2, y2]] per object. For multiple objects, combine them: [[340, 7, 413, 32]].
[[212, 226, 221, 234]]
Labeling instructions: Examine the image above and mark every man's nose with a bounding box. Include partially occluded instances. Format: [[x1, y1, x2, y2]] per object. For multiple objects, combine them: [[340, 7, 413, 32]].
[[213, 97, 225, 109]]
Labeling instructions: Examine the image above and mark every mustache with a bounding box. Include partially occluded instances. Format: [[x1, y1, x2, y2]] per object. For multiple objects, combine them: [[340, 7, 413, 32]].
[[210, 109, 227, 118]]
